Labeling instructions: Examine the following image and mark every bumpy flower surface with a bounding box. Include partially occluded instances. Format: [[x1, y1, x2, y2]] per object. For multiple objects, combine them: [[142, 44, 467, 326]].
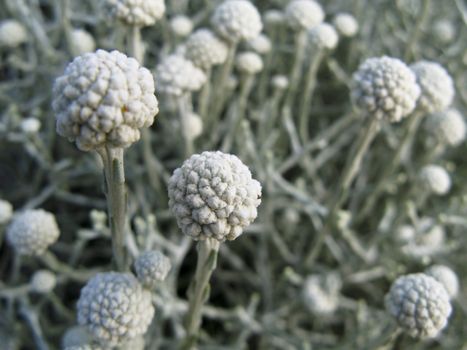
[[134, 250, 172, 288], [333, 13, 359, 37], [302, 273, 342, 315], [285, 0, 324, 31], [6, 209, 60, 256], [247, 34, 272, 54], [77, 272, 155, 346], [169, 15, 193, 37], [30, 270, 57, 294], [155, 55, 206, 96], [0, 199, 13, 225], [419, 165, 451, 195], [211, 0, 262, 43], [70, 29, 96, 56], [385, 273, 452, 339], [168, 151, 262, 241], [308, 23, 339, 50], [0, 20, 28, 48], [52, 50, 159, 151], [184, 29, 228, 70], [425, 265, 459, 299], [235, 51, 263, 74], [103, 0, 165, 27], [410, 61, 454, 114], [426, 108, 466, 147], [352, 56, 420, 122]]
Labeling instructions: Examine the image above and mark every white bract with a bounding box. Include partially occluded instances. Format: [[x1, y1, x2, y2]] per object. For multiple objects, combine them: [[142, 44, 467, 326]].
[[0, 20, 28, 48], [425, 108, 466, 147], [211, 0, 262, 43], [103, 0, 165, 27], [52, 50, 158, 151], [155, 55, 206, 96], [410, 61, 454, 114], [285, 0, 324, 31], [425, 265, 459, 299], [77, 272, 154, 347], [235, 51, 264, 74], [30, 270, 57, 294], [184, 29, 228, 70], [6, 209, 60, 256], [308, 23, 339, 50], [333, 13, 359, 37], [169, 15, 193, 37], [134, 250, 172, 288], [0, 199, 13, 225], [352, 56, 420, 122], [385, 273, 452, 339], [419, 164, 451, 195], [70, 29, 96, 56], [168, 151, 262, 241]]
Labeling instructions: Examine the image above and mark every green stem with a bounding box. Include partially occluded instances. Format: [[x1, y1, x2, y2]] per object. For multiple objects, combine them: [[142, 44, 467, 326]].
[[182, 238, 220, 349]]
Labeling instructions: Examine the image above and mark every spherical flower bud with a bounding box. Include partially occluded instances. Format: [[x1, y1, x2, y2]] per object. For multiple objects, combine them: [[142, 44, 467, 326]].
[[271, 75, 289, 90], [182, 112, 203, 141], [0, 199, 13, 225], [0, 20, 28, 48], [30, 270, 57, 294], [235, 51, 263, 74], [332, 13, 359, 37], [103, 0, 165, 27], [352, 56, 421, 123], [432, 19, 456, 44], [155, 55, 206, 96], [134, 250, 172, 288], [6, 209, 60, 256], [62, 326, 93, 349], [385, 273, 452, 339], [425, 265, 459, 299], [247, 34, 272, 54], [419, 164, 451, 195], [263, 9, 284, 26], [168, 151, 262, 241], [70, 29, 96, 56], [52, 49, 159, 151], [308, 23, 339, 50], [20, 117, 41, 134], [77, 272, 155, 346], [211, 0, 262, 43], [302, 273, 342, 315], [425, 108, 466, 147], [169, 15, 193, 37], [410, 61, 454, 114], [184, 29, 228, 70], [284, 0, 324, 31]]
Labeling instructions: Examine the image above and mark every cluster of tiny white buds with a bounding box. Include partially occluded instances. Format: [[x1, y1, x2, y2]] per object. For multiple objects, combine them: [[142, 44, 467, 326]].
[[182, 112, 203, 141], [419, 164, 451, 195], [103, 0, 166, 27], [271, 75, 289, 90], [302, 273, 342, 315], [425, 108, 466, 147], [432, 19, 457, 44], [308, 23, 339, 50], [284, 0, 324, 31], [184, 29, 229, 71], [425, 265, 459, 299], [134, 250, 172, 289], [235, 51, 264, 75], [20, 117, 41, 134], [332, 13, 359, 37], [169, 15, 193, 37], [69, 29, 96, 56], [29, 270, 57, 294], [247, 34, 272, 55], [0, 19, 28, 48]]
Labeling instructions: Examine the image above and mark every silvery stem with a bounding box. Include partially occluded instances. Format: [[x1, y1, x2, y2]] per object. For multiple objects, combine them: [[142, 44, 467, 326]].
[[182, 238, 220, 349], [197, 69, 212, 120], [178, 94, 194, 157], [98, 147, 128, 271], [284, 30, 307, 107], [128, 25, 144, 62]]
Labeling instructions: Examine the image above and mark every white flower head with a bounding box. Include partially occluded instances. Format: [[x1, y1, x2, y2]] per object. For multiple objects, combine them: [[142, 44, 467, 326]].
[[419, 164, 451, 195], [263, 9, 284, 26], [103, 0, 166, 27], [432, 19, 456, 44], [0, 20, 28, 48], [155, 55, 206, 96], [235, 51, 263, 74], [70, 29, 96, 56], [77, 272, 155, 347], [0, 199, 13, 225], [184, 29, 228, 70], [425, 265, 459, 299], [333, 13, 359, 37], [134, 250, 172, 288], [352, 56, 420, 122], [182, 112, 203, 141], [168, 151, 262, 241], [30, 270, 57, 294], [247, 34, 272, 54], [211, 0, 263, 43], [285, 0, 324, 31], [52, 49, 159, 151], [7, 209, 60, 256], [302, 273, 342, 315], [385, 273, 452, 339], [271, 75, 289, 90], [425, 108, 466, 147], [20, 117, 41, 134], [308, 23, 339, 50], [169, 15, 193, 37], [410, 61, 454, 114]]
